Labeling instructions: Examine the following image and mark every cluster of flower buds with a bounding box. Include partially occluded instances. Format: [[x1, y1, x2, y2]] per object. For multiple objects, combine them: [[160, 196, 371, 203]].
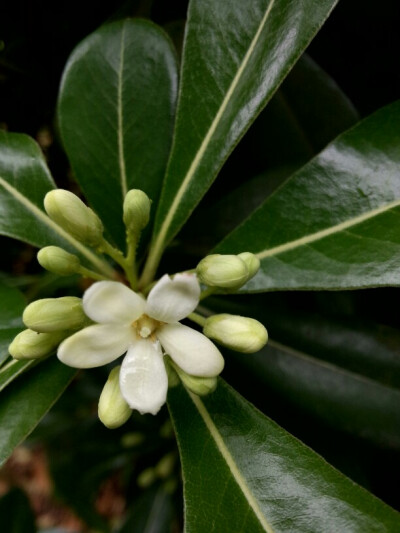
[[9, 296, 88, 360], [8, 186, 269, 430]]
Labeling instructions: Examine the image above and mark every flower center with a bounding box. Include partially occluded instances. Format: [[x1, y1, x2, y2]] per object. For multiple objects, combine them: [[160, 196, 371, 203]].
[[134, 315, 159, 339]]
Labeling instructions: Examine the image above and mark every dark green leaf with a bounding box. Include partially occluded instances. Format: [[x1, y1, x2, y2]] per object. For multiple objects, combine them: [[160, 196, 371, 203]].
[[0, 281, 25, 365], [168, 380, 400, 532], [143, 0, 339, 284], [0, 131, 113, 276], [206, 296, 400, 446], [58, 19, 178, 248], [216, 101, 400, 291], [0, 358, 76, 466]]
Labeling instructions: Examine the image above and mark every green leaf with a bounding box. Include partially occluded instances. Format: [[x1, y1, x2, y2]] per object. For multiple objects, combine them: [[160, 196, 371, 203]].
[[0, 488, 36, 533], [58, 19, 178, 249], [0, 360, 34, 393], [0, 358, 76, 466], [215, 101, 400, 291], [143, 0, 339, 284], [206, 296, 400, 446], [0, 131, 113, 276], [0, 281, 25, 365], [168, 380, 400, 532]]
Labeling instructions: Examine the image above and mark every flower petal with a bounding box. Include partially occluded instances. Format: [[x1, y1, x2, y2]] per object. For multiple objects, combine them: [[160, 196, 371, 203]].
[[83, 281, 145, 324], [157, 323, 224, 377], [58, 324, 133, 368], [120, 340, 168, 415], [146, 273, 200, 323]]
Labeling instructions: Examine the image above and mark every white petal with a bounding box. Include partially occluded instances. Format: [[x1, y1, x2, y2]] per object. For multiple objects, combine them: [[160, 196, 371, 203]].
[[120, 340, 168, 415], [58, 324, 133, 368], [83, 281, 145, 324], [146, 273, 200, 323], [157, 323, 224, 377]]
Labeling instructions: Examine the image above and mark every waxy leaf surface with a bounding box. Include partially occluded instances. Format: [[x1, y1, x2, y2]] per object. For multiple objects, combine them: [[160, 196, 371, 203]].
[[0, 282, 25, 365], [58, 19, 178, 248], [145, 0, 339, 282], [0, 131, 113, 276], [216, 101, 400, 291], [168, 380, 400, 532], [180, 54, 358, 255], [0, 358, 76, 466]]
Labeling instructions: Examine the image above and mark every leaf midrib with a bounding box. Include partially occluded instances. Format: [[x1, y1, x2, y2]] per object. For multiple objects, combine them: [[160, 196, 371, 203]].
[[0, 176, 114, 276], [188, 390, 274, 533], [257, 198, 400, 260], [147, 0, 277, 273]]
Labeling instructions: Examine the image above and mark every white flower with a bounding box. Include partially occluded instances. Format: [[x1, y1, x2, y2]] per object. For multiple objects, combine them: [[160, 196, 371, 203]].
[[57, 274, 224, 415]]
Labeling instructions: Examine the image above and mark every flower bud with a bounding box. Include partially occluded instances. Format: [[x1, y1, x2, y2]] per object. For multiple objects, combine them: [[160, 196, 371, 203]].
[[44, 189, 103, 246], [155, 452, 175, 479], [237, 252, 260, 281], [37, 246, 81, 276], [203, 314, 268, 353], [196, 254, 249, 289], [174, 364, 217, 396], [23, 297, 86, 333], [123, 189, 151, 233], [98, 366, 131, 429], [9, 329, 66, 360]]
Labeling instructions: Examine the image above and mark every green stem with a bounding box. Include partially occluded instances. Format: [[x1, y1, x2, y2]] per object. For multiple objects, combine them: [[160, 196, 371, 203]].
[[200, 287, 217, 300], [78, 266, 109, 282], [187, 312, 207, 327], [99, 238, 137, 289]]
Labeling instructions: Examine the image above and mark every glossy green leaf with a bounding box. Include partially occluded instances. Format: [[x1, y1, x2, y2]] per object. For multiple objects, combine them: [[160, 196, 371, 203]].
[[168, 380, 400, 532], [216, 101, 400, 291], [0, 282, 25, 365], [143, 0, 339, 284], [235, 339, 400, 448], [0, 358, 76, 466], [58, 19, 178, 248], [206, 296, 400, 446], [0, 360, 34, 392], [179, 54, 359, 256], [0, 131, 113, 276]]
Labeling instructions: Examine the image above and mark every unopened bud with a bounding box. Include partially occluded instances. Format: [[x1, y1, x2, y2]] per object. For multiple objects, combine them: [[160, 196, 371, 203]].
[[155, 452, 175, 479], [23, 297, 86, 333], [237, 252, 260, 281], [9, 329, 66, 360], [44, 189, 103, 246], [123, 189, 151, 234], [196, 254, 249, 289], [174, 364, 217, 396], [137, 468, 156, 488], [203, 314, 268, 353], [98, 366, 131, 429], [37, 246, 81, 276]]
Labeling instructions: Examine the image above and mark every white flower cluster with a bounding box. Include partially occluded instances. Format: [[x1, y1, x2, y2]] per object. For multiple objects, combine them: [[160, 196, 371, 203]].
[[9, 188, 267, 428]]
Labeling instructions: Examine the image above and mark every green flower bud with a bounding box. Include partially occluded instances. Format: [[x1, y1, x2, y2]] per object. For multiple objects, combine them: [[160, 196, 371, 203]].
[[9, 329, 66, 360], [155, 452, 175, 479], [44, 189, 103, 246], [203, 313, 268, 353], [37, 246, 81, 276], [174, 364, 217, 396], [137, 467, 156, 488], [123, 189, 151, 233], [237, 252, 260, 281], [23, 297, 86, 333], [98, 366, 132, 429], [196, 254, 249, 289]]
